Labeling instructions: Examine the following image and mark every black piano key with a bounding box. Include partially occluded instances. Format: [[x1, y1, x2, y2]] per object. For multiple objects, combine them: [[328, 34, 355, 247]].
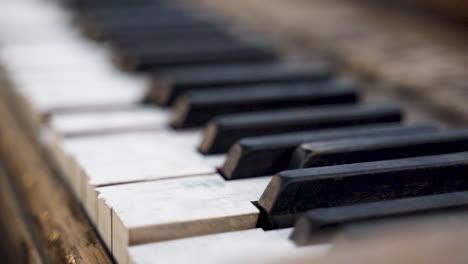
[[172, 79, 359, 128], [257, 151, 468, 229], [149, 63, 333, 106], [82, 6, 214, 38], [89, 5, 203, 30], [111, 27, 235, 49], [199, 104, 402, 154], [71, 0, 157, 9], [220, 124, 438, 180], [118, 41, 276, 71], [291, 129, 468, 169], [291, 191, 468, 245], [86, 4, 184, 18]]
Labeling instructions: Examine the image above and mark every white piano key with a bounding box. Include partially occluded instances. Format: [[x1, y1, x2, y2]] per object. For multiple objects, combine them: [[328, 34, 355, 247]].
[[63, 130, 223, 185], [11, 73, 148, 113], [128, 228, 330, 264], [1, 43, 112, 73], [61, 130, 224, 222], [49, 107, 170, 137], [0, 2, 70, 27], [97, 174, 272, 264], [0, 24, 81, 46]]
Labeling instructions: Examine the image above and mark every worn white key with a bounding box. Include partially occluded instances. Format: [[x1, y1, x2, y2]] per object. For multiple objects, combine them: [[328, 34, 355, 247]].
[[0, 2, 69, 28], [62, 130, 224, 222], [1, 43, 112, 73], [129, 228, 330, 264], [97, 174, 271, 264], [11, 73, 147, 113], [49, 107, 170, 137], [0, 24, 81, 46]]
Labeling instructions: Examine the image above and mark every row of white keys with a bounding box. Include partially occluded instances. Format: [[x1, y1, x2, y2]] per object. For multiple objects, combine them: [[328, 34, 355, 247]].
[[61, 129, 224, 219], [50, 107, 170, 137], [46, 108, 170, 194], [98, 174, 272, 264], [11, 71, 148, 113], [1, 1, 331, 263], [128, 228, 330, 264]]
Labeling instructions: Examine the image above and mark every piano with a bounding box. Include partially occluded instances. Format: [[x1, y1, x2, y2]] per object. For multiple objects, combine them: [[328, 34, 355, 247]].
[[0, 0, 467, 263]]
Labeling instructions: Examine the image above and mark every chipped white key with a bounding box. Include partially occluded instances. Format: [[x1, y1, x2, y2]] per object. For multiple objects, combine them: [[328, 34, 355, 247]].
[[97, 174, 271, 263], [49, 107, 170, 137], [129, 228, 330, 264], [62, 130, 224, 221]]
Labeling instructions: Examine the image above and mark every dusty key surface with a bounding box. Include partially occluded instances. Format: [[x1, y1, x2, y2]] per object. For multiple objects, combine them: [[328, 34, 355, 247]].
[[129, 228, 330, 264], [97, 174, 271, 264], [62, 129, 224, 222]]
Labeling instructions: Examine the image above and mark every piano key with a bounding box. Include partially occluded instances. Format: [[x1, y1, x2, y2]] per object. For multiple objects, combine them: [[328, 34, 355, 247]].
[[0, 23, 82, 46], [1, 42, 113, 72], [128, 228, 330, 264], [0, 2, 69, 28], [292, 129, 468, 169], [85, 4, 185, 20], [257, 151, 468, 228], [199, 104, 403, 154], [12, 73, 148, 114], [119, 41, 276, 71], [86, 7, 213, 34], [49, 106, 170, 138], [112, 27, 236, 51], [221, 124, 438, 180], [291, 191, 468, 246], [97, 174, 271, 263], [72, 0, 157, 9], [61, 130, 224, 221], [172, 79, 359, 128], [148, 63, 332, 106]]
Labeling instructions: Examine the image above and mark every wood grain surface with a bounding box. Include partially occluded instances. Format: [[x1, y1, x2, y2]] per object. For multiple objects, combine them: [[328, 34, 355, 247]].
[[0, 83, 113, 263]]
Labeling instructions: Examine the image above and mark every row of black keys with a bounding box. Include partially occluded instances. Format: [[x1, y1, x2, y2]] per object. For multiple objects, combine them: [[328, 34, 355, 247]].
[[70, 0, 468, 245]]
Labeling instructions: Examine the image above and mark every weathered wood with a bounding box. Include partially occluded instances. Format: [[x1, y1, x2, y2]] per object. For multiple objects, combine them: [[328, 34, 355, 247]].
[[0, 97, 113, 263], [0, 165, 44, 264]]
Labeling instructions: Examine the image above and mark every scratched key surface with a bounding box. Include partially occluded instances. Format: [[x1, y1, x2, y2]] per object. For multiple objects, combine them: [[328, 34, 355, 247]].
[[98, 174, 271, 264]]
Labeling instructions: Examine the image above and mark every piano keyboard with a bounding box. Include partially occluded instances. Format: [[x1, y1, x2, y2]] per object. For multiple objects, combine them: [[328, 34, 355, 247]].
[[1, 0, 467, 263]]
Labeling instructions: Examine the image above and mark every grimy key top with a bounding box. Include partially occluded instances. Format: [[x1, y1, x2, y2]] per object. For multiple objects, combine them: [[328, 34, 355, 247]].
[[257, 151, 468, 228], [199, 104, 402, 154], [291, 191, 468, 245], [220, 124, 437, 180], [172, 80, 358, 128], [290, 129, 468, 168], [148, 63, 332, 106]]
